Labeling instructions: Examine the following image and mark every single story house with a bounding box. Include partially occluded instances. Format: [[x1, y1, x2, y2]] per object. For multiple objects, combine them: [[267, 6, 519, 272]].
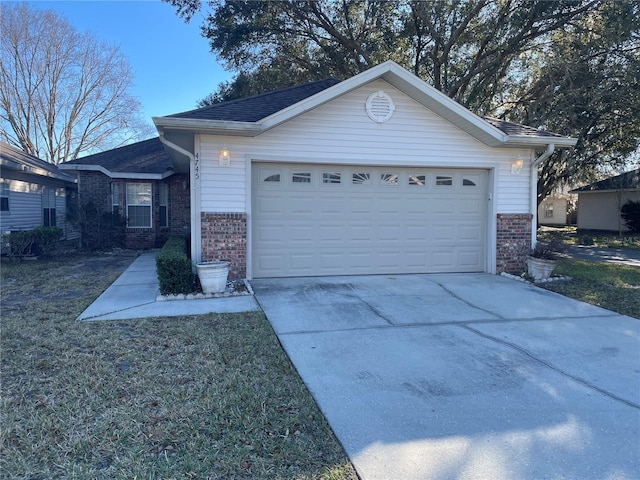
[[538, 193, 576, 226], [149, 61, 576, 279], [571, 168, 640, 232], [59, 137, 190, 249], [0, 142, 78, 239]]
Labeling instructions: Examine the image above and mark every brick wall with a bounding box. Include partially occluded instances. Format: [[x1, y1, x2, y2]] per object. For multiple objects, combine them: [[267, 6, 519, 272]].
[[77, 171, 111, 212], [77, 172, 191, 250], [496, 213, 532, 273], [201, 212, 247, 279]]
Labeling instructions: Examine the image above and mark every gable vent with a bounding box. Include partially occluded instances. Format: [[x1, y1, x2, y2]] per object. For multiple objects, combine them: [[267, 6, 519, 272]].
[[366, 91, 395, 123]]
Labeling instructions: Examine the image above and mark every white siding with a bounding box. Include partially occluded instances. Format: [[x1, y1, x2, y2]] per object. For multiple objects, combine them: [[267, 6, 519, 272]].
[[198, 79, 532, 214], [0, 180, 42, 232]]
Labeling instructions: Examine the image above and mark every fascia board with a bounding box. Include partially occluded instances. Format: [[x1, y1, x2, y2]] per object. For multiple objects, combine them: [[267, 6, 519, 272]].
[[502, 136, 578, 148], [153, 116, 261, 137], [58, 163, 169, 180]]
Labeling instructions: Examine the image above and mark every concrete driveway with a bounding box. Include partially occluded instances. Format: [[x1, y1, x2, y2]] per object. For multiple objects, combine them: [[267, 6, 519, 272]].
[[251, 274, 640, 480]]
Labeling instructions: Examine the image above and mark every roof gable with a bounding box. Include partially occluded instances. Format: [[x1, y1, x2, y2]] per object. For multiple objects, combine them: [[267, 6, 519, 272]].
[[59, 138, 174, 179], [154, 60, 577, 149]]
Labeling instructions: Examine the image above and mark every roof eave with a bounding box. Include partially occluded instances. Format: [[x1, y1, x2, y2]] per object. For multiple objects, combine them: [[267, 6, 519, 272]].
[[58, 163, 172, 180], [153, 116, 262, 137], [502, 136, 578, 148]]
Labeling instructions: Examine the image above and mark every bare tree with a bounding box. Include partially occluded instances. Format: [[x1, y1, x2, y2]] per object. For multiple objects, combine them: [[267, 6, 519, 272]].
[[0, 3, 152, 164]]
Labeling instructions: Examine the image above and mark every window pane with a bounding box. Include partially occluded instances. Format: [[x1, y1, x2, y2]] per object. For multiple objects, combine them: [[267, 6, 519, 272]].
[[128, 205, 151, 227], [323, 172, 341, 184], [409, 175, 426, 186], [159, 206, 168, 227], [127, 183, 151, 205], [463, 179, 476, 186], [380, 173, 399, 186], [292, 172, 311, 183], [352, 173, 371, 185], [436, 176, 453, 186]]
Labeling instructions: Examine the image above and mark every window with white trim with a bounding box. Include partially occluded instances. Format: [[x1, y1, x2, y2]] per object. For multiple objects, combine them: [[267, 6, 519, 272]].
[[545, 202, 554, 218], [159, 183, 169, 228], [1, 180, 9, 211], [127, 182, 152, 228], [42, 187, 56, 227]]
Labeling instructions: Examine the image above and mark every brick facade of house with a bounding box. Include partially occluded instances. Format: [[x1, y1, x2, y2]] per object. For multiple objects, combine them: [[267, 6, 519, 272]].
[[77, 171, 190, 250], [200, 212, 247, 280], [496, 213, 532, 273]]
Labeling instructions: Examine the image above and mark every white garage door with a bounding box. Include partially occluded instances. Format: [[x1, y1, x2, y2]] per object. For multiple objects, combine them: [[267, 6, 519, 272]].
[[252, 163, 488, 278]]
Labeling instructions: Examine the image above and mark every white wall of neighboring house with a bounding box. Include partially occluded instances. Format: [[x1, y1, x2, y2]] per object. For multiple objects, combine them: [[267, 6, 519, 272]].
[[538, 196, 568, 225], [577, 190, 640, 231], [0, 179, 72, 236], [196, 79, 533, 215]]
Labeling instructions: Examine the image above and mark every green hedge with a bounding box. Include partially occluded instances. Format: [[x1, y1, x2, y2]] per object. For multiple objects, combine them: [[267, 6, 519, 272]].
[[2, 226, 63, 258], [156, 236, 195, 295]]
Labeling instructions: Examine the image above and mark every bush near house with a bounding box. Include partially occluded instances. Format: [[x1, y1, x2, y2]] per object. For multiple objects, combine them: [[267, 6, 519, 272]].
[[156, 236, 195, 295], [76, 202, 126, 250], [621, 201, 640, 232], [2, 226, 63, 258]]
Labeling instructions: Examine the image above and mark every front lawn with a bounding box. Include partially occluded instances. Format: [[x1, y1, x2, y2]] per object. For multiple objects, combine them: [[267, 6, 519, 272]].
[[543, 258, 640, 319], [0, 254, 357, 479]]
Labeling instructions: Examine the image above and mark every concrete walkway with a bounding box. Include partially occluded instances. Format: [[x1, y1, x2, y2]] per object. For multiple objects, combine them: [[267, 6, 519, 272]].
[[253, 274, 640, 480], [77, 252, 260, 321]]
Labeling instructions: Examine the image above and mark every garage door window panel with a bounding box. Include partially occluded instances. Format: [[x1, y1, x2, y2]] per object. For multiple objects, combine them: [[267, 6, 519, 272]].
[[352, 173, 371, 185], [409, 175, 426, 186], [436, 176, 453, 186], [292, 172, 311, 183], [380, 174, 399, 186], [323, 172, 341, 184]]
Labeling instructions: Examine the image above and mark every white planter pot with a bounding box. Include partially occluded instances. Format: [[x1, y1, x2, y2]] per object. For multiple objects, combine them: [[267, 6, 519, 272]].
[[526, 256, 557, 282], [196, 261, 230, 294]]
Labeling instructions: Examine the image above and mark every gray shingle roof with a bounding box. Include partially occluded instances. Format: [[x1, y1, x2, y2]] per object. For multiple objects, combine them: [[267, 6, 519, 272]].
[[63, 137, 173, 175], [482, 117, 567, 139], [571, 168, 640, 192], [167, 78, 342, 122]]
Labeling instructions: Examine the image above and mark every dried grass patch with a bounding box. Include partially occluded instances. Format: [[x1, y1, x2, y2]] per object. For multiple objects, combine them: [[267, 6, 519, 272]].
[[1, 253, 357, 479]]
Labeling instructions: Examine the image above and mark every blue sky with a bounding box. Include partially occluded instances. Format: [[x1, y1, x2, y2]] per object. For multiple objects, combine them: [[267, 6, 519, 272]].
[[25, 0, 232, 122]]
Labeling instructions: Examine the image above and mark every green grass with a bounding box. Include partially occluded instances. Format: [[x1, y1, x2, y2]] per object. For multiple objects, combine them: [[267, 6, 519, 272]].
[[542, 258, 640, 318], [539, 226, 640, 250], [1, 254, 357, 479]]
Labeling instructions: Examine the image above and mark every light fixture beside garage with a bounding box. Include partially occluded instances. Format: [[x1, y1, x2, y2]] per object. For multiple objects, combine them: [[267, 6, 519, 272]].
[[366, 91, 395, 123], [511, 156, 524, 175], [219, 147, 231, 167]]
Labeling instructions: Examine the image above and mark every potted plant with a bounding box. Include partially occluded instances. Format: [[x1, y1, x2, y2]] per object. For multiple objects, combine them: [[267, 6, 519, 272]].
[[196, 260, 230, 294], [526, 236, 565, 281]]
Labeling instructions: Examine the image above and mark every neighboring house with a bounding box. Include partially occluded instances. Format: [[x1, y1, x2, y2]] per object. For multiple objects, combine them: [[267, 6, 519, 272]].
[[538, 193, 576, 226], [571, 168, 640, 232], [149, 61, 577, 279], [59, 138, 190, 249], [0, 142, 78, 240]]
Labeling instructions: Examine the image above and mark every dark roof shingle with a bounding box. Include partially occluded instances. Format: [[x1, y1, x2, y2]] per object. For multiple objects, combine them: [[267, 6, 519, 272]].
[[63, 137, 173, 175], [571, 168, 640, 193], [482, 117, 566, 138], [168, 78, 342, 122]]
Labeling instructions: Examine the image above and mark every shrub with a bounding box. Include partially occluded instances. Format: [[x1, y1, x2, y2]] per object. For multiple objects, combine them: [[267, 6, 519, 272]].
[[621, 201, 640, 232], [32, 226, 63, 256], [156, 236, 195, 295], [78, 202, 125, 250], [2, 226, 63, 258]]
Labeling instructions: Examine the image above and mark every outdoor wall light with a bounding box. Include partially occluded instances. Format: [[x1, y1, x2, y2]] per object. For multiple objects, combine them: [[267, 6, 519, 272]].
[[511, 156, 524, 175], [219, 147, 231, 167]]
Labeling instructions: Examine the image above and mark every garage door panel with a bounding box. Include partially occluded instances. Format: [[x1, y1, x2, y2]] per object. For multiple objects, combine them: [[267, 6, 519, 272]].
[[252, 163, 488, 277]]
